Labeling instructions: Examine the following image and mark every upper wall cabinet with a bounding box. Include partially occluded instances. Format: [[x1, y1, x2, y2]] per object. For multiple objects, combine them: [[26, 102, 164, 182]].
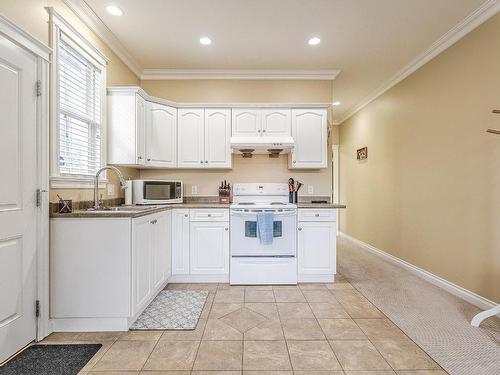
[[178, 108, 231, 169], [147, 102, 177, 168], [108, 91, 147, 166], [107, 88, 177, 168], [261, 109, 291, 136], [178, 109, 204, 168], [289, 109, 327, 169], [232, 109, 261, 137], [232, 109, 291, 137]]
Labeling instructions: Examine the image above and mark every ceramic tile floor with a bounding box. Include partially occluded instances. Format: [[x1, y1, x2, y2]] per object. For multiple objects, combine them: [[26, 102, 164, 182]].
[[42, 275, 449, 375]]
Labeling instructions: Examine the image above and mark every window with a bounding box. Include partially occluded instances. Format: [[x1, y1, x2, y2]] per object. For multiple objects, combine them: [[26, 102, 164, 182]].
[[49, 9, 107, 188]]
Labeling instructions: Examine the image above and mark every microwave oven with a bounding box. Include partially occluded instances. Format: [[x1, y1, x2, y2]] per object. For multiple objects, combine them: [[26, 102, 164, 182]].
[[132, 179, 183, 205]]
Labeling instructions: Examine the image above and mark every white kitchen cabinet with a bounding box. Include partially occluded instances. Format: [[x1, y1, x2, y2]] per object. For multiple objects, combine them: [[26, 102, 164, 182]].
[[147, 102, 177, 167], [297, 209, 337, 282], [190, 221, 230, 275], [107, 90, 147, 166], [262, 109, 291, 136], [289, 109, 327, 169], [51, 211, 172, 331], [171, 209, 190, 275], [232, 108, 291, 138], [178, 109, 204, 168], [205, 109, 231, 168], [152, 210, 172, 289], [232, 109, 261, 137], [132, 215, 153, 314], [178, 109, 231, 169]]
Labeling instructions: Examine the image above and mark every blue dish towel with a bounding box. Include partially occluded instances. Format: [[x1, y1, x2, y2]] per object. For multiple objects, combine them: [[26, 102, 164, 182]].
[[257, 212, 274, 245]]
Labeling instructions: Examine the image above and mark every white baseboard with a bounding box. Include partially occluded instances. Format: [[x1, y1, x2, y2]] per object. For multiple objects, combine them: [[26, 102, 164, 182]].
[[168, 274, 229, 283], [338, 232, 497, 311], [50, 318, 129, 332], [298, 274, 336, 283]]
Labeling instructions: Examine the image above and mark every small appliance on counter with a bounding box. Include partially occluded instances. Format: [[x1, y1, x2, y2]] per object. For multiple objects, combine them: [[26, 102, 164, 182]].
[[132, 179, 183, 205], [288, 178, 303, 203], [218, 180, 232, 203]]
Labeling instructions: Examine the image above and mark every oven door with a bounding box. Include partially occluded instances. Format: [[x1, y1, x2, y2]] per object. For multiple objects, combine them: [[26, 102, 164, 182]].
[[230, 209, 297, 257]]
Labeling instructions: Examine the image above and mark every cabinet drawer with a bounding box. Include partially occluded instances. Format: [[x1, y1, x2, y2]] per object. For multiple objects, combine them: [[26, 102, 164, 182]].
[[190, 208, 229, 222], [298, 208, 336, 222]]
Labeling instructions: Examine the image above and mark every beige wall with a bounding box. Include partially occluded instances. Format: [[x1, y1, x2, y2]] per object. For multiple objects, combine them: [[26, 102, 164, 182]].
[[140, 80, 336, 197], [0, 0, 140, 202], [339, 13, 500, 302]]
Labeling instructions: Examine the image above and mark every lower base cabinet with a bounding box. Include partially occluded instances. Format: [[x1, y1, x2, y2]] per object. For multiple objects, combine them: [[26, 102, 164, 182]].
[[190, 221, 229, 275], [170, 208, 230, 282], [50, 210, 172, 331], [297, 209, 337, 282]]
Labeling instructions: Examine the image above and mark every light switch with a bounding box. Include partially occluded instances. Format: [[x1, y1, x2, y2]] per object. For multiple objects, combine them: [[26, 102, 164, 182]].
[[107, 183, 115, 195], [307, 185, 314, 194], [191, 185, 198, 195]]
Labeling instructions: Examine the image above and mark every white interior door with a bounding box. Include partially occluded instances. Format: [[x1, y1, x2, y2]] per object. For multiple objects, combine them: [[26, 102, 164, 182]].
[[0, 36, 39, 363]]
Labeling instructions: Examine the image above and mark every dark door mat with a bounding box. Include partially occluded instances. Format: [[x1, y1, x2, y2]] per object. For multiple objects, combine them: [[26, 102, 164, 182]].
[[0, 344, 102, 375]]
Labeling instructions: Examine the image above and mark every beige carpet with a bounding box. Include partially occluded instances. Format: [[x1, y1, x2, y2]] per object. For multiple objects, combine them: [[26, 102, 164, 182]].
[[338, 234, 500, 375]]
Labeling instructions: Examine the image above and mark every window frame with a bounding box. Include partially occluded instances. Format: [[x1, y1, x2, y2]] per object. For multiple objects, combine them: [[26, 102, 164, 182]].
[[48, 8, 108, 188]]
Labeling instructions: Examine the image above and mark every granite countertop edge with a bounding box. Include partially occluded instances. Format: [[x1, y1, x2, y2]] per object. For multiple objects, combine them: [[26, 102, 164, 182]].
[[50, 202, 346, 218]]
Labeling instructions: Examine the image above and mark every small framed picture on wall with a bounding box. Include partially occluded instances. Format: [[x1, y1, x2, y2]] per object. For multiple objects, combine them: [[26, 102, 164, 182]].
[[357, 147, 368, 160]]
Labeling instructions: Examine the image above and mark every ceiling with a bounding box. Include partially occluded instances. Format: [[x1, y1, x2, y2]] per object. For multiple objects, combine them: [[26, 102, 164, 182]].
[[79, 0, 491, 122]]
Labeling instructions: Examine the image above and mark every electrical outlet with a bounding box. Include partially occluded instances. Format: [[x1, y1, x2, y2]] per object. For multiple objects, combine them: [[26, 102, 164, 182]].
[[107, 183, 115, 196], [191, 185, 198, 195], [307, 185, 314, 194]]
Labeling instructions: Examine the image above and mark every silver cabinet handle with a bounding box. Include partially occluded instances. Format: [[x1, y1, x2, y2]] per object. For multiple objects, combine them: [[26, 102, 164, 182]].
[[205, 160, 208, 163], [262, 129, 266, 133], [257, 129, 261, 133], [207, 214, 212, 217], [225, 228, 229, 231], [293, 161, 296, 164], [147, 158, 151, 161], [200, 160, 203, 164], [138, 156, 142, 160], [298, 227, 302, 231], [184, 214, 188, 217], [315, 213, 320, 217]]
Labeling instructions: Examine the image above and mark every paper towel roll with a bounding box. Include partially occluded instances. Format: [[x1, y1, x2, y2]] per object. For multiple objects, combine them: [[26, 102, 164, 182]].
[[125, 180, 133, 205]]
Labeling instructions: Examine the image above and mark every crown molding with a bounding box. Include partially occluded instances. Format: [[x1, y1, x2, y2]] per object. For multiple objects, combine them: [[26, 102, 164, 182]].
[[0, 14, 51, 60], [336, 0, 500, 125], [140, 69, 341, 81], [62, 0, 143, 77]]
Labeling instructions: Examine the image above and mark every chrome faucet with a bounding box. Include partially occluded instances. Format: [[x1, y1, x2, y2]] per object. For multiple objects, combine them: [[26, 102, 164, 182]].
[[93, 166, 128, 209]]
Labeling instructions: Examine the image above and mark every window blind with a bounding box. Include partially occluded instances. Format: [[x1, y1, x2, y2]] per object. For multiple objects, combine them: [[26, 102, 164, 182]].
[[57, 32, 102, 176]]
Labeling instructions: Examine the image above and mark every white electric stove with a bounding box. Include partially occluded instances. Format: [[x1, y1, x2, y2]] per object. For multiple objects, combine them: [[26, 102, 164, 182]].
[[230, 183, 298, 285]]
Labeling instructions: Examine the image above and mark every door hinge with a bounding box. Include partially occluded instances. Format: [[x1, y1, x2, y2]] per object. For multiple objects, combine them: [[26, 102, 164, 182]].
[[36, 189, 41, 207], [35, 300, 40, 318], [36, 189, 47, 207], [36, 80, 42, 97]]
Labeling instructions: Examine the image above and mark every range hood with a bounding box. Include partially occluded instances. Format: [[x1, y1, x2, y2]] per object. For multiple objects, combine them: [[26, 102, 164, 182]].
[[230, 136, 295, 157]]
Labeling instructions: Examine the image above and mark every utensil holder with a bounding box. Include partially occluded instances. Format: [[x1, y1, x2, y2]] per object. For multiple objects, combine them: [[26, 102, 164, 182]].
[[289, 192, 298, 204], [58, 199, 73, 213]]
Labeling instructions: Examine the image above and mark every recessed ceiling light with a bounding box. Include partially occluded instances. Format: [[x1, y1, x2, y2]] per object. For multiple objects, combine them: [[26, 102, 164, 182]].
[[308, 37, 321, 46], [106, 5, 123, 16], [332, 101, 341, 106], [199, 37, 212, 45]]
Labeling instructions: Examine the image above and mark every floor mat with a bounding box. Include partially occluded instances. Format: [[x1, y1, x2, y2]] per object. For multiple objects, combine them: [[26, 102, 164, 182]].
[[0, 344, 101, 375], [131, 290, 208, 330]]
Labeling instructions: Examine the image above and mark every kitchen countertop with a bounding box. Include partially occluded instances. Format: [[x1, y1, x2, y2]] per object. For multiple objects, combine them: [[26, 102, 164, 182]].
[[50, 203, 231, 219], [297, 203, 347, 209], [50, 202, 346, 219]]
